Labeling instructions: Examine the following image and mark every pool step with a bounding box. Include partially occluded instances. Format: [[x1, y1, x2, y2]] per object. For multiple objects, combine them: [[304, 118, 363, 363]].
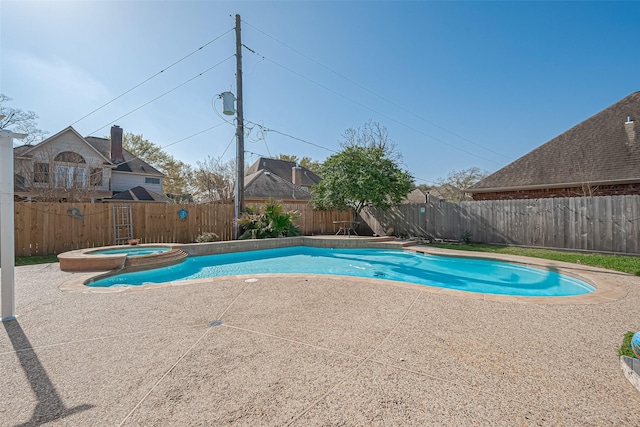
[[366, 238, 417, 249], [123, 248, 188, 272], [369, 236, 396, 242]]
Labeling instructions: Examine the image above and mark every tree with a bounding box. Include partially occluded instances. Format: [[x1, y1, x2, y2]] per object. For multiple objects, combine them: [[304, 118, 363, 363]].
[[122, 132, 192, 197], [0, 94, 48, 145], [190, 155, 235, 203], [312, 122, 413, 218], [275, 154, 321, 172], [435, 167, 489, 202]]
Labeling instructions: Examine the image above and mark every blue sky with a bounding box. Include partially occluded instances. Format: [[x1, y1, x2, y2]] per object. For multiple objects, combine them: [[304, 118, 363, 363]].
[[2, 1, 639, 185]]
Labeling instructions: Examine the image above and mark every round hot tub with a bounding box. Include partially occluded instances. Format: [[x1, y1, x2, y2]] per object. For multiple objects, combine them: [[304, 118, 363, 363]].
[[87, 246, 172, 257], [58, 244, 185, 272]]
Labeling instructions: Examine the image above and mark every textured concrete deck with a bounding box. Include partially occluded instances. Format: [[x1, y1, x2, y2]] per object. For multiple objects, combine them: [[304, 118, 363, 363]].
[[2, 250, 640, 425]]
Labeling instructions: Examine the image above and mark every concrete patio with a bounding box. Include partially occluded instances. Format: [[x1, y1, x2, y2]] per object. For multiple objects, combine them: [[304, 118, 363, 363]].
[[2, 251, 640, 426]]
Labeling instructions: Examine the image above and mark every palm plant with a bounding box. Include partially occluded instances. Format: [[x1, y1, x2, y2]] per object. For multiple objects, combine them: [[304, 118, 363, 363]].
[[237, 199, 301, 239]]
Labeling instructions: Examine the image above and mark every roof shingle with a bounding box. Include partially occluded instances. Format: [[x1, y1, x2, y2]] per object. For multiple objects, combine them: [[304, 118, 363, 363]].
[[470, 91, 640, 192]]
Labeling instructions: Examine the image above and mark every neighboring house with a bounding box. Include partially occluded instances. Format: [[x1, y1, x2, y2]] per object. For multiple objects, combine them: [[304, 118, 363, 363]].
[[13, 125, 164, 202], [403, 188, 429, 204], [105, 186, 170, 203], [402, 186, 451, 204], [244, 157, 321, 203], [468, 91, 640, 200]]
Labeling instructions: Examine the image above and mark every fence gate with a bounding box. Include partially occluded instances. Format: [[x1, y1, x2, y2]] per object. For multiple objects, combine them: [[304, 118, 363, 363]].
[[112, 205, 133, 245]]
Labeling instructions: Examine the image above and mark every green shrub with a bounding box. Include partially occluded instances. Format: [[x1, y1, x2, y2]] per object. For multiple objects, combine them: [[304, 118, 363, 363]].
[[195, 232, 220, 243], [237, 199, 300, 239]]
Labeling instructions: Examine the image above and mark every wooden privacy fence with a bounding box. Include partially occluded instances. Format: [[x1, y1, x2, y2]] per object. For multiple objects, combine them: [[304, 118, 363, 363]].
[[361, 195, 640, 255], [14, 202, 352, 256]]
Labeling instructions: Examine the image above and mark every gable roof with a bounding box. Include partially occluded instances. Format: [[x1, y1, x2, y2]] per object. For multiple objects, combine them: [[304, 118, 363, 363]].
[[14, 126, 113, 164], [244, 169, 313, 201], [403, 188, 428, 204], [13, 126, 164, 177], [85, 136, 164, 176], [246, 157, 320, 187], [469, 91, 640, 193]]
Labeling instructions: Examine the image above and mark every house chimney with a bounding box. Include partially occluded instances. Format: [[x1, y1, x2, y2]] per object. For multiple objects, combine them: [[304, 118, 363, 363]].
[[292, 164, 303, 185], [110, 125, 124, 163]]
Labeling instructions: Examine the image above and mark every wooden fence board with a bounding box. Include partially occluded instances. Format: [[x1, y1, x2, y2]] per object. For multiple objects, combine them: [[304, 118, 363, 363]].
[[362, 195, 640, 255], [14, 202, 350, 256]]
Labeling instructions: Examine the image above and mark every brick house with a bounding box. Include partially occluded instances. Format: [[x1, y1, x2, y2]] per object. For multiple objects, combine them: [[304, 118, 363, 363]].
[[468, 91, 640, 200]]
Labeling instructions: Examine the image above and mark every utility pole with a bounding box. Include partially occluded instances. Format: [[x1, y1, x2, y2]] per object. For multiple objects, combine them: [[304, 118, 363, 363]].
[[233, 13, 245, 240]]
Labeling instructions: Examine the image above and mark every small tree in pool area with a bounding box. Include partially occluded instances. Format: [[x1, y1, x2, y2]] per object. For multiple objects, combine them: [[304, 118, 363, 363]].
[[236, 199, 300, 239], [312, 121, 413, 219]]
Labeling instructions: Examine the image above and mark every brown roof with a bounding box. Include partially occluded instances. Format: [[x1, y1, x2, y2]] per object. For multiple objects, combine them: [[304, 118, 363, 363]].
[[403, 188, 428, 204], [246, 157, 320, 187], [469, 91, 640, 193], [244, 170, 313, 201], [85, 136, 164, 176]]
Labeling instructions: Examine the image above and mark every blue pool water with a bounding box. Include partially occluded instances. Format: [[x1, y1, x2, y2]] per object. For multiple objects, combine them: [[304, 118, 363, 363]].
[[87, 246, 595, 297], [89, 246, 171, 257]]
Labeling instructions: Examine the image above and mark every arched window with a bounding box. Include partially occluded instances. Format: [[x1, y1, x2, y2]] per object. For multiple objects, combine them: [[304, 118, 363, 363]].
[[54, 151, 86, 163], [54, 151, 87, 188]]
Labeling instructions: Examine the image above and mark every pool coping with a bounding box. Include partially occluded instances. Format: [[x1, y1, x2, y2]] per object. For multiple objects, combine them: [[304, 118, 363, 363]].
[[57, 236, 628, 304], [58, 244, 177, 272]]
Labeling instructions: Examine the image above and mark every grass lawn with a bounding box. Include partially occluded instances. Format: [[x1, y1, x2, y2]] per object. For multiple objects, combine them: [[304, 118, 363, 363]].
[[619, 331, 637, 358], [428, 243, 640, 276], [15, 254, 59, 266]]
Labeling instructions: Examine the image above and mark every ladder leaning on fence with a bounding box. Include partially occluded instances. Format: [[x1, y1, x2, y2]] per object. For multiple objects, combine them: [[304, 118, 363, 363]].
[[112, 205, 133, 245]]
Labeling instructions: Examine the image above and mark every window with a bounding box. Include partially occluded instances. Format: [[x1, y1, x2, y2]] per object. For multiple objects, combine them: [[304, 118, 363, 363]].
[[145, 177, 160, 185], [54, 151, 86, 163], [90, 168, 103, 186], [52, 151, 87, 188], [55, 165, 71, 187], [75, 168, 86, 186], [15, 174, 26, 188], [55, 165, 87, 188], [34, 163, 50, 183]]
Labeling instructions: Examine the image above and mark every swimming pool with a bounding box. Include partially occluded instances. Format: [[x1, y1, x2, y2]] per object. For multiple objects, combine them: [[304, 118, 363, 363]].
[[88, 246, 171, 257], [87, 246, 595, 297]]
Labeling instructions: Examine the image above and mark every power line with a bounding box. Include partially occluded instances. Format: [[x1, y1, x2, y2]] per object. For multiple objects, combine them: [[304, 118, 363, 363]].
[[71, 28, 234, 126], [242, 19, 508, 160], [219, 132, 236, 161], [211, 95, 237, 128], [244, 119, 338, 154], [158, 122, 228, 152], [268, 55, 498, 163], [82, 121, 229, 181], [243, 46, 499, 165], [88, 55, 235, 136]]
